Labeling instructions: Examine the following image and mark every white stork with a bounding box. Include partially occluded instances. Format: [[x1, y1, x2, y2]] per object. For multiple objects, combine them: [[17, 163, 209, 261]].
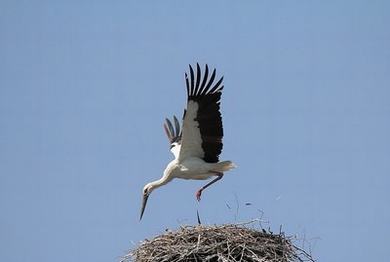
[[140, 64, 236, 220]]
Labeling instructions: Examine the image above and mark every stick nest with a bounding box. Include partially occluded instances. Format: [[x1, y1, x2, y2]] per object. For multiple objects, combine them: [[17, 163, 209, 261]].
[[122, 223, 314, 262]]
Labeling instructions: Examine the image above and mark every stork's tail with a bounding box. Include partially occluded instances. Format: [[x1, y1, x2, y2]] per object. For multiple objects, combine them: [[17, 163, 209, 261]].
[[212, 161, 237, 172]]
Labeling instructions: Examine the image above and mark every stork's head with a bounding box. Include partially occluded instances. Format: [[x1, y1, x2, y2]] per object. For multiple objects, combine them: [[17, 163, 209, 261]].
[[139, 183, 154, 220]]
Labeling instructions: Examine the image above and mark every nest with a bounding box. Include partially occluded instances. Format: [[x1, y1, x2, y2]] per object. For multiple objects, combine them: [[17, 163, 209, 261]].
[[122, 223, 314, 262]]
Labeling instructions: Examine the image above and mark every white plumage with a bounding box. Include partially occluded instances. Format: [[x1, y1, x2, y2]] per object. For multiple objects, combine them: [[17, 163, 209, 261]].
[[140, 64, 236, 220]]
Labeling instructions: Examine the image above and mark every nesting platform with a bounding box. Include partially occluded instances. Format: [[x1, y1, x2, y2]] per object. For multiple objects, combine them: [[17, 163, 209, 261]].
[[122, 223, 314, 262]]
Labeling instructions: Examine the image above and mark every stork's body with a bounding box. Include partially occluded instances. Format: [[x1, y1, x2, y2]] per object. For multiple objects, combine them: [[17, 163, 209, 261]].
[[140, 64, 236, 220], [164, 157, 234, 181]]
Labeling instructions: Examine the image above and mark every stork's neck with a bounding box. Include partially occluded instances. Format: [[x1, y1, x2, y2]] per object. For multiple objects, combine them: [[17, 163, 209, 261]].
[[148, 161, 177, 191], [149, 176, 170, 190]]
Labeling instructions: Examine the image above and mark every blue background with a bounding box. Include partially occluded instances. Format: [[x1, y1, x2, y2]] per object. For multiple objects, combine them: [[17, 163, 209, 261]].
[[1, 1, 389, 261]]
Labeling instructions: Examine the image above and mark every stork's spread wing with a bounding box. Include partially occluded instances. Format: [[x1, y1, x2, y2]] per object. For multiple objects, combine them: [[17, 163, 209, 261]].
[[178, 64, 224, 163], [164, 116, 181, 144], [164, 116, 182, 159]]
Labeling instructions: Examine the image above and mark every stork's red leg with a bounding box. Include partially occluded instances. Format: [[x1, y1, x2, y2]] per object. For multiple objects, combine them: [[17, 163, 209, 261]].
[[196, 172, 224, 201]]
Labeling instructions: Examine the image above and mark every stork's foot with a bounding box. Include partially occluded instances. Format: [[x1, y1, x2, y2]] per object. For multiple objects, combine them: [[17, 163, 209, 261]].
[[195, 189, 203, 201], [195, 172, 224, 202]]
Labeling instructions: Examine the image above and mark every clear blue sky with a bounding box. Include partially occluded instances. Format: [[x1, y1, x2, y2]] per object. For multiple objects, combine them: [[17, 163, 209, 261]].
[[1, 1, 389, 261]]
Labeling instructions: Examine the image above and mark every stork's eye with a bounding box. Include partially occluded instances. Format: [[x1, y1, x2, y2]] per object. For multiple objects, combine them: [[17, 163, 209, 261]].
[[170, 144, 175, 149]]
